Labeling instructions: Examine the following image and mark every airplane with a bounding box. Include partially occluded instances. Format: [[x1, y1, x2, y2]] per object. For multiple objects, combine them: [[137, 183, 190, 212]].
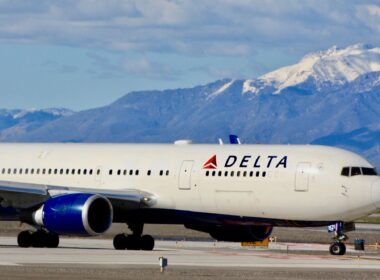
[[0, 140, 378, 256]]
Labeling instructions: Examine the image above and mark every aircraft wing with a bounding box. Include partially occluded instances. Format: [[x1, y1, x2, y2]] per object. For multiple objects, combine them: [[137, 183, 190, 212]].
[[0, 180, 156, 210]]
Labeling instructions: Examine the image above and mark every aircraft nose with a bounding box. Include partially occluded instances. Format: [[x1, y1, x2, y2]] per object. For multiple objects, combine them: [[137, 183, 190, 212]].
[[372, 180, 380, 209]]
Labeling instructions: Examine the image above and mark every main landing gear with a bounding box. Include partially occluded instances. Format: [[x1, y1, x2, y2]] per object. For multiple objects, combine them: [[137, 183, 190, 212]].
[[17, 230, 59, 248], [113, 223, 155, 251]]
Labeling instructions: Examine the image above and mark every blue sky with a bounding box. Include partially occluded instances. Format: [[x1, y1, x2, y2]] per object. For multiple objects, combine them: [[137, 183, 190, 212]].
[[1, 0, 380, 110]]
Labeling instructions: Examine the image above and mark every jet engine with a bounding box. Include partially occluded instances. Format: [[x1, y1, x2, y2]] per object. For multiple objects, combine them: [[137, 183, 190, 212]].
[[33, 193, 113, 236]]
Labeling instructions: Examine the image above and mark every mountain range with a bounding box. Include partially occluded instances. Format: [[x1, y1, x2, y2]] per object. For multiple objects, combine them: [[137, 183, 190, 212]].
[[1, 43, 379, 168]]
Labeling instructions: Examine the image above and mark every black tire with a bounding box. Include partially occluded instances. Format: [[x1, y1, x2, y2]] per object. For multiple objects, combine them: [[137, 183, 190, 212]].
[[31, 231, 46, 248], [113, 234, 127, 250], [338, 242, 346, 255], [125, 235, 141, 250], [140, 235, 155, 251], [17, 231, 32, 248], [46, 233, 60, 248], [329, 242, 346, 255]]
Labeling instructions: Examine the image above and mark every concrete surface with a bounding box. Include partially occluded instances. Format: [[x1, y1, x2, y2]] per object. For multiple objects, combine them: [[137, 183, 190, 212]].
[[0, 237, 380, 279]]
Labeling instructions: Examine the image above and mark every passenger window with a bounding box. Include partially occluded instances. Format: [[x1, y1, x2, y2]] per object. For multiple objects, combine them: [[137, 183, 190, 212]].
[[109, 170, 113, 175], [117, 170, 121, 176], [42, 169, 46, 175], [66, 169, 70, 175], [54, 169, 58, 175], [13, 168, 17, 174], [230, 171, 234, 177], [25, 169, 28, 175], [84, 169, 87, 175], [218, 171, 222, 177], [249, 171, 254, 177], [89, 169, 93, 175], [48, 169, 52, 175], [166, 170, 169, 176], [147, 170, 151, 176], [262, 171, 267, 177], [129, 170, 133, 175], [341, 167, 350, 177], [71, 169, 75, 175], [256, 171, 260, 177], [224, 171, 228, 177], [36, 169, 40, 175], [212, 171, 216, 176], [19, 169, 23, 175], [60, 169, 63, 175], [243, 171, 247, 177], [77, 169, 81, 175], [96, 169, 100, 175], [123, 170, 127, 176], [206, 171, 209, 176], [135, 170, 139, 176], [351, 167, 361, 176], [237, 171, 241, 177]]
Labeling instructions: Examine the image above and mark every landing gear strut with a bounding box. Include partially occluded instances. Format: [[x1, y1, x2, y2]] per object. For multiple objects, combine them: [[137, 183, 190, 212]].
[[17, 230, 59, 248], [113, 223, 154, 251]]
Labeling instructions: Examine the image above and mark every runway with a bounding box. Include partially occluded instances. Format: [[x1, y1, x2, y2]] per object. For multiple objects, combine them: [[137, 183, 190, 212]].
[[1, 237, 380, 270]]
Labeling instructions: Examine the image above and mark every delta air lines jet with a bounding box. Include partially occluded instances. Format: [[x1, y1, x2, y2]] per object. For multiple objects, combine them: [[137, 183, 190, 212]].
[[0, 142, 378, 255]]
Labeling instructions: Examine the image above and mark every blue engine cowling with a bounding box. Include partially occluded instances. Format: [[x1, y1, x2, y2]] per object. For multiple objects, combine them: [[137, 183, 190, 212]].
[[33, 193, 113, 236]]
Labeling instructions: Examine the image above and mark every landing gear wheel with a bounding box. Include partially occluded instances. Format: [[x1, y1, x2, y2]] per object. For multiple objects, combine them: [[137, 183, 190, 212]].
[[45, 233, 60, 248], [18, 230, 59, 248], [329, 242, 346, 255], [126, 235, 141, 250], [17, 231, 33, 248], [31, 231, 46, 248], [141, 235, 155, 251], [113, 234, 127, 250], [113, 233, 155, 251]]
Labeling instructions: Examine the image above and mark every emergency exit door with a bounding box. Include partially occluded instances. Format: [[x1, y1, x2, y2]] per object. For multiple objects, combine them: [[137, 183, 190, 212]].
[[295, 162, 311, 192], [178, 160, 194, 190]]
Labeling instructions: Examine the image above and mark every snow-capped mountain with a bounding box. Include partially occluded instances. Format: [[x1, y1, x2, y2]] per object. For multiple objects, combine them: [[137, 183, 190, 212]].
[[0, 108, 74, 140], [0, 44, 379, 168], [244, 43, 380, 94]]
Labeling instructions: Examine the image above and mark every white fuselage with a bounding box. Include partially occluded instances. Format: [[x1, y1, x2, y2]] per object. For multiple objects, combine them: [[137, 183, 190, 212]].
[[0, 143, 379, 224]]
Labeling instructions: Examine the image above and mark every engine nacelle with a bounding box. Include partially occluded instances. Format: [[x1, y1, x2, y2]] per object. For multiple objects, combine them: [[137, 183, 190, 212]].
[[186, 224, 273, 242], [33, 193, 113, 236]]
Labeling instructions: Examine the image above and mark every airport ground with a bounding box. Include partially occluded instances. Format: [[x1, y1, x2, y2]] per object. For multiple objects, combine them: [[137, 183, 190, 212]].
[[0, 222, 380, 279]]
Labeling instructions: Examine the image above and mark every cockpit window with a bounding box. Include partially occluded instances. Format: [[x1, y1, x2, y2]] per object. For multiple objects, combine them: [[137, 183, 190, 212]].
[[341, 167, 350, 177], [362, 167, 378, 176], [341, 166, 378, 177], [351, 167, 361, 176]]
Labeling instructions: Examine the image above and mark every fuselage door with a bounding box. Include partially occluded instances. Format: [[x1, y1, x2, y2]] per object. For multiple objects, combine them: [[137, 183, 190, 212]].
[[178, 160, 194, 190], [295, 162, 311, 192]]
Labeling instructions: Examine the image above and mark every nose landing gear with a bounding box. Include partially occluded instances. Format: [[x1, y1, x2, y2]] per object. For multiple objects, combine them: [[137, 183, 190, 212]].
[[328, 222, 352, 256]]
